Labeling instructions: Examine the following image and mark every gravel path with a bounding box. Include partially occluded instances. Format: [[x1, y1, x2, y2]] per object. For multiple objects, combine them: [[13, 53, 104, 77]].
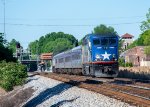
[[22, 74, 135, 107]]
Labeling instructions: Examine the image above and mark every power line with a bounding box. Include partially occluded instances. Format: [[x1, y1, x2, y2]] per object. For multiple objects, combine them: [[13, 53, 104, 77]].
[[0, 22, 142, 27], [0, 16, 145, 21]]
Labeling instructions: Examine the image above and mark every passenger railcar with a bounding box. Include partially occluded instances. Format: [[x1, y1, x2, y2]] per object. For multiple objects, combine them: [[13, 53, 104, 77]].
[[52, 34, 119, 77]]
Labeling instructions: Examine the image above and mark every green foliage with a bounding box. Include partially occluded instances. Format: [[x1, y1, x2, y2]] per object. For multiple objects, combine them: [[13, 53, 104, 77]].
[[119, 58, 133, 67], [29, 32, 77, 54], [119, 58, 125, 67], [126, 29, 150, 50], [125, 62, 133, 67], [118, 39, 124, 53], [8, 39, 17, 53], [29, 40, 38, 54], [144, 46, 150, 55], [127, 40, 138, 50], [140, 30, 150, 46], [0, 33, 17, 62], [93, 24, 117, 35], [0, 61, 27, 91], [0, 45, 16, 62], [140, 8, 150, 31], [125, 8, 150, 51], [0, 33, 6, 45]]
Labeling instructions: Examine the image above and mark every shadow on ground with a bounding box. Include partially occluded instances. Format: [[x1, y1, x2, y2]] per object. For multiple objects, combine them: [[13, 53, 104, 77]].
[[28, 73, 40, 78], [23, 83, 74, 107], [50, 97, 79, 107], [25, 78, 39, 84]]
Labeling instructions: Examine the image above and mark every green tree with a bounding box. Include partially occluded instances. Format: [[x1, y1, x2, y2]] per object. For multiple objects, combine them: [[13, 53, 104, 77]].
[[29, 32, 77, 54], [8, 39, 17, 53], [144, 46, 150, 55], [118, 39, 124, 53], [29, 40, 38, 54], [93, 24, 117, 35], [0, 33, 6, 45], [127, 40, 138, 49], [125, 9, 150, 53], [140, 8, 150, 31], [135, 29, 150, 46], [0, 33, 16, 62]]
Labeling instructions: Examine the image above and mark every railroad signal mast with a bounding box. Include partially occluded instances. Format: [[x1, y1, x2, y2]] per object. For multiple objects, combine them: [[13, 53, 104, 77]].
[[15, 42, 32, 61], [16, 42, 22, 61]]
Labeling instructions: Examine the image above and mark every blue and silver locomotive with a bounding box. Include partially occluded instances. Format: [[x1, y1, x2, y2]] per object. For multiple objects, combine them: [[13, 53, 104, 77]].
[[52, 34, 119, 77]]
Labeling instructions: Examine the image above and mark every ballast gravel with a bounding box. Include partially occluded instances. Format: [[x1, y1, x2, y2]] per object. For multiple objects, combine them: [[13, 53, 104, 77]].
[[22, 74, 135, 107]]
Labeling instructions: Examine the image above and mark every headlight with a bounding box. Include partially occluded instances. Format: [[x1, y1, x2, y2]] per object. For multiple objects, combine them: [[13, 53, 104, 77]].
[[95, 54, 100, 59], [112, 54, 115, 58]]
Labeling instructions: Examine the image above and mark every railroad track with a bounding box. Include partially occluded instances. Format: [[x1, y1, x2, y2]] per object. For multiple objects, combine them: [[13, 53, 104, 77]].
[[116, 84, 150, 90], [33, 72, 150, 107]]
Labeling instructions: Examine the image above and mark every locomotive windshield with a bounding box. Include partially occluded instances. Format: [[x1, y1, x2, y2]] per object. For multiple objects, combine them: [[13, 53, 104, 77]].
[[109, 38, 116, 45], [101, 38, 108, 46], [93, 37, 117, 46], [93, 39, 100, 45]]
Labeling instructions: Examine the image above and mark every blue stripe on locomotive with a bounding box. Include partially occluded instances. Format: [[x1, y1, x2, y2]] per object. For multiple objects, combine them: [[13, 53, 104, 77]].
[[89, 34, 119, 62]]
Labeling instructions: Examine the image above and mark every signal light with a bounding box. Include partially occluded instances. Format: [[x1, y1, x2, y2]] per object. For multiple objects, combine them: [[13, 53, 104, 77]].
[[17, 53, 20, 56], [16, 42, 20, 48]]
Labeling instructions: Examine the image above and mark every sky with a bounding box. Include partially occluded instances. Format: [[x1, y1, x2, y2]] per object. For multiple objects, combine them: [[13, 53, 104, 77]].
[[0, 0, 150, 48]]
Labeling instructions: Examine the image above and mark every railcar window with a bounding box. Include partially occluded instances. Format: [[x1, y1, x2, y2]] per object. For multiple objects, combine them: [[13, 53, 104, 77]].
[[93, 39, 100, 45], [59, 58, 64, 63], [101, 38, 108, 46], [72, 54, 80, 60], [65, 56, 71, 62], [55, 59, 57, 63], [109, 38, 116, 45]]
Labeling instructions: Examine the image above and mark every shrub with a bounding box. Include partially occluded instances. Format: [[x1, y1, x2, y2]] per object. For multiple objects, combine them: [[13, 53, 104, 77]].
[[119, 58, 133, 67], [1, 81, 13, 91], [0, 61, 27, 91]]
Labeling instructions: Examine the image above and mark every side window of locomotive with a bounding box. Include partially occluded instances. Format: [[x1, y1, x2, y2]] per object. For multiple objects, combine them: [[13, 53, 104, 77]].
[[109, 38, 116, 46], [101, 38, 108, 46], [93, 39, 100, 45]]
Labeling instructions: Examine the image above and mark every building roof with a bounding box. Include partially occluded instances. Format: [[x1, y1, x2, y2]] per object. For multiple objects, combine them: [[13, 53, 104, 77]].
[[121, 33, 134, 38], [40, 53, 53, 60], [121, 46, 145, 57]]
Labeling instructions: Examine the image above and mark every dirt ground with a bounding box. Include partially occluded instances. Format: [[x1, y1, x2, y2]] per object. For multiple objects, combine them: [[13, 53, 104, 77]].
[[0, 86, 34, 107], [0, 87, 7, 96]]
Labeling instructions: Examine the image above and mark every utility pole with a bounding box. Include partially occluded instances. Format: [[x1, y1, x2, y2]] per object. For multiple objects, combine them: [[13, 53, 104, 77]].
[[2, 0, 6, 40]]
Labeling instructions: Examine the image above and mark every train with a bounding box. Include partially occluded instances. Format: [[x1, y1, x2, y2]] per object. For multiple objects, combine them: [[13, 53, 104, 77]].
[[52, 34, 119, 77]]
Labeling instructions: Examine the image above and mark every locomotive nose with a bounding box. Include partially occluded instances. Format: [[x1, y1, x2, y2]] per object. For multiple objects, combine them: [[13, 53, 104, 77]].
[[93, 47, 118, 62]]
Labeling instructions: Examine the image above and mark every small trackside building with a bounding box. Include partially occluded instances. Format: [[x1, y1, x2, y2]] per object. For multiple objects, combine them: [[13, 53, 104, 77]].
[[124, 46, 150, 66]]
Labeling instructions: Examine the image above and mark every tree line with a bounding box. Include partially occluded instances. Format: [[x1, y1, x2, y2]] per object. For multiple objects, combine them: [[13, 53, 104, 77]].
[[125, 8, 150, 55], [0, 33, 16, 62]]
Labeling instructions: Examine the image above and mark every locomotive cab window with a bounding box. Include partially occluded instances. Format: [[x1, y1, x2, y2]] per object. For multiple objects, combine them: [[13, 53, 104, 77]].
[[109, 38, 116, 46], [101, 38, 108, 46], [93, 39, 100, 45]]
